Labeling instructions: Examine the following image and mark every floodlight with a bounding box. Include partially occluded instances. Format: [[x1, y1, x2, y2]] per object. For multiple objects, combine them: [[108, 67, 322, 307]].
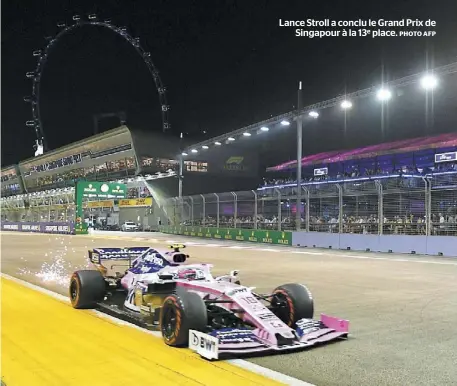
[[243, 132, 251, 137], [202, 145, 209, 149], [420, 74, 438, 90], [308, 111, 319, 118], [228, 137, 235, 141], [376, 88, 392, 101], [260, 126, 269, 132], [191, 149, 198, 153], [182, 152, 188, 156], [280, 120, 290, 126], [341, 100, 352, 109], [214, 141, 222, 145]]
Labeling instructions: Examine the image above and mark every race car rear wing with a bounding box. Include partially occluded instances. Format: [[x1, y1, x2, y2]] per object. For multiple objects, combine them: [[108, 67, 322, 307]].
[[89, 247, 151, 265]]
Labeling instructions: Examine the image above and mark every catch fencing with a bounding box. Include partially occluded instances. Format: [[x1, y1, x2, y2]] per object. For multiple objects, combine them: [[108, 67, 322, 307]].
[[162, 174, 457, 236]]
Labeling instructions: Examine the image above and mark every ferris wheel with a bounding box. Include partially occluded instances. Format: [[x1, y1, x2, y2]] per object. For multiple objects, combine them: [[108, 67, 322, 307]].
[[24, 14, 170, 155]]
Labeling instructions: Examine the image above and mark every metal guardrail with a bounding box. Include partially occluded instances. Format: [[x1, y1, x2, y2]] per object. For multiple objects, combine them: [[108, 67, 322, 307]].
[[162, 174, 457, 236]]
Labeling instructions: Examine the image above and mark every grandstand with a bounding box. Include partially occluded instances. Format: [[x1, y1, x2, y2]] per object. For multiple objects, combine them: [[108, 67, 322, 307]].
[[0, 125, 261, 229], [1, 165, 23, 197], [265, 132, 457, 179], [165, 132, 457, 236]]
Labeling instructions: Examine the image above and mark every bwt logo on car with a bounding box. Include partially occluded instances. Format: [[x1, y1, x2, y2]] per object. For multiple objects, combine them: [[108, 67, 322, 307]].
[[144, 254, 164, 266], [191, 332, 217, 352]]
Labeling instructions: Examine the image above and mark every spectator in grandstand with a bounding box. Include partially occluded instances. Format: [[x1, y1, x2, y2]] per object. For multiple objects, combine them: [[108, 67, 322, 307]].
[[260, 161, 457, 190], [439, 213, 446, 234], [181, 209, 456, 236]]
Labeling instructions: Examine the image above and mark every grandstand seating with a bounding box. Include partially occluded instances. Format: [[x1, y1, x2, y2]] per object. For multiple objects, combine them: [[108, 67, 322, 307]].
[[169, 133, 457, 236], [1, 125, 257, 198], [262, 132, 457, 189]]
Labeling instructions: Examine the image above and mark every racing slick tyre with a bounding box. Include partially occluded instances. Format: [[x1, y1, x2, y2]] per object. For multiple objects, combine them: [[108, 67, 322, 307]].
[[270, 283, 314, 327], [69, 270, 106, 309], [160, 290, 207, 347]]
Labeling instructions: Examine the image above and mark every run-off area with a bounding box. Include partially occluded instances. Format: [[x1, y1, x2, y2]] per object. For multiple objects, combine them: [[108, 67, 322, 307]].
[[1, 232, 457, 386]]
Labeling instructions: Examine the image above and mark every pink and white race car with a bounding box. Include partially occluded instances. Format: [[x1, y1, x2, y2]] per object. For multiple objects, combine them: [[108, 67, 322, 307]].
[[69, 245, 349, 359]]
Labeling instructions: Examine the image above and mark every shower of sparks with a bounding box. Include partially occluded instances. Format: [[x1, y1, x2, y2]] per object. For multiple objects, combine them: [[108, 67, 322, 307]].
[[17, 237, 92, 288]]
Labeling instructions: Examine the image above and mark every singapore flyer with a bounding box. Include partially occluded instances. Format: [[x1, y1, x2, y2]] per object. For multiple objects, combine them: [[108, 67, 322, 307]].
[[24, 14, 170, 153]]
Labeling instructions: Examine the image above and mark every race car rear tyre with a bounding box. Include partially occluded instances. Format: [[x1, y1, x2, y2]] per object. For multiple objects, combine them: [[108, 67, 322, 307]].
[[69, 270, 106, 309], [271, 283, 314, 327], [160, 290, 207, 347]]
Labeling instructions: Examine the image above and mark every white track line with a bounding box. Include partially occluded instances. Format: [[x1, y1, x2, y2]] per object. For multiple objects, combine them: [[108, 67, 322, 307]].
[[291, 251, 324, 256], [340, 254, 457, 265], [0, 273, 313, 386]]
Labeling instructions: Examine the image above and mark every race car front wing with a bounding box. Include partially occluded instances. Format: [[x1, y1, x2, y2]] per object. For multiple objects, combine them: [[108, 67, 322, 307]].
[[189, 314, 349, 360]]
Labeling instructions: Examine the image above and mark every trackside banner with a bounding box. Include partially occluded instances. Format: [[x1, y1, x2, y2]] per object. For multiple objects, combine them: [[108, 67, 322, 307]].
[[158, 225, 292, 245], [1, 221, 75, 235]]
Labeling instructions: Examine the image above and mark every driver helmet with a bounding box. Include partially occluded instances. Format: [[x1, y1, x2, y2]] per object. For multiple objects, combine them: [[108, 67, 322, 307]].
[[176, 268, 204, 280]]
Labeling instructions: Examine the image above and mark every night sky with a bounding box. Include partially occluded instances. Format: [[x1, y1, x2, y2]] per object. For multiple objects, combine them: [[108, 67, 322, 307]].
[[2, 0, 457, 167]]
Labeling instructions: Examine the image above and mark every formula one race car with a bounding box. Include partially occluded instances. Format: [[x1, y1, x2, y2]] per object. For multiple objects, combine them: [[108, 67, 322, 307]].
[[69, 245, 349, 359]]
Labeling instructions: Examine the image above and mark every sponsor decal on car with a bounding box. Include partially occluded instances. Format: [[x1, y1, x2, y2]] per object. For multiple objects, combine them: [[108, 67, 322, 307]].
[[257, 312, 279, 321], [140, 305, 151, 313], [226, 288, 247, 296], [296, 318, 322, 336], [90, 252, 100, 263], [268, 320, 286, 329], [143, 253, 165, 266], [189, 330, 219, 360], [210, 328, 259, 344]]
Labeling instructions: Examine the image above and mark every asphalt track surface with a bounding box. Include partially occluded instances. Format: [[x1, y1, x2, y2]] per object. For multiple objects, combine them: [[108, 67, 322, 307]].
[[2, 230, 457, 386]]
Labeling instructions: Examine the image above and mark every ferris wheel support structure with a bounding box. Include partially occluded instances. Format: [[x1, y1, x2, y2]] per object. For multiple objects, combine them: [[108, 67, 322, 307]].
[[24, 14, 170, 154]]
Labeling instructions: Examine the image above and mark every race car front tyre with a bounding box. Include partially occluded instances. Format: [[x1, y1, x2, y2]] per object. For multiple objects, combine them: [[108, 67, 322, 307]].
[[69, 270, 106, 309], [160, 290, 207, 347], [271, 283, 314, 327]]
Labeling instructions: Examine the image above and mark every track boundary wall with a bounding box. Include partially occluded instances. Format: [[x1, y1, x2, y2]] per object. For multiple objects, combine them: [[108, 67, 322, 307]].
[[158, 225, 457, 257]]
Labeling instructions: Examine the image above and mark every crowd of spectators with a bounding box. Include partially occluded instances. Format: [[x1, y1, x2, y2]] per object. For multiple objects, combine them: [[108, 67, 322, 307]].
[[180, 212, 457, 236], [261, 162, 457, 188]]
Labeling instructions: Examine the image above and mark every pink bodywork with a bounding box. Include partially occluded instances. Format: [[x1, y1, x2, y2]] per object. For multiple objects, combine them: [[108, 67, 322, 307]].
[[177, 280, 349, 347], [320, 314, 350, 333], [178, 280, 294, 345], [113, 247, 349, 352]]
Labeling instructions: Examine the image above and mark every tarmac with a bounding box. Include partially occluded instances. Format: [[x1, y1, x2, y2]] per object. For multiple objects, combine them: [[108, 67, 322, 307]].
[[2, 230, 457, 386]]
